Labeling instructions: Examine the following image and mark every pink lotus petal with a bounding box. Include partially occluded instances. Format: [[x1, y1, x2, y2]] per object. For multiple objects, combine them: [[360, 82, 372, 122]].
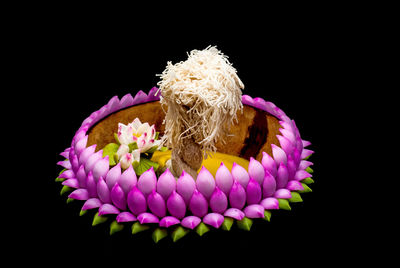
[[86, 171, 97, 198], [68, 147, 75, 161], [189, 189, 208, 218], [97, 104, 110, 119], [215, 162, 233, 195], [137, 212, 159, 224], [62, 178, 79, 188], [157, 168, 176, 200], [58, 169, 75, 180], [181, 216, 201, 230], [107, 95, 120, 113], [196, 166, 216, 200], [231, 162, 250, 188], [276, 135, 294, 156], [244, 204, 265, 218], [57, 160, 72, 169], [60, 151, 69, 159], [246, 178, 262, 205], [263, 170, 277, 198], [74, 135, 88, 157], [274, 189, 292, 199], [209, 187, 228, 214], [147, 190, 166, 218], [248, 157, 265, 185], [82, 198, 102, 210], [159, 216, 180, 228], [119, 93, 134, 109], [242, 95, 255, 106], [253, 97, 268, 110], [132, 90, 148, 105], [279, 128, 296, 145], [203, 213, 224, 228], [68, 189, 89, 200], [147, 87, 160, 101], [106, 163, 122, 190], [261, 152, 277, 178], [98, 203, 120, 216], [294, 170, 312, 181], [78, 144, 96, 166], [287, 155, 297, 181], [271, 144, 287, 166], [302, 140, 312, 147], [84, 150, 103, 174], [81, 117, 93, 128], [260, 197, 279, 210], [97, 176, 111, 203], [295, 136, 304, 152], [301, 149, 314, 159], [286, 180, 305, 191], [299, 160, 313, 170], [276, 163, 289, 189], [92, 156, 109, 183], [71, 155, 79, 173], [111, 183, 127, 210], [119, 165, 137, 195], [137, 167, 157, 196], [177, 170, 196, 205], [73, 128, 87, 146], [76, 165, 87, 188], [228, 180, 246, 209], [127, 186, 147, 215], [167, 191, 186, 219], [116, 212, 137, 223], [293, 148, 302, 167], [223, 208, 245, 220], [279, 120, 295, 133], [263, 101, 277, 115]]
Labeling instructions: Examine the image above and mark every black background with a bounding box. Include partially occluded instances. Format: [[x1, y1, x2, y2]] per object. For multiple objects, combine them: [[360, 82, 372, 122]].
[[20, 15, 366, 266]]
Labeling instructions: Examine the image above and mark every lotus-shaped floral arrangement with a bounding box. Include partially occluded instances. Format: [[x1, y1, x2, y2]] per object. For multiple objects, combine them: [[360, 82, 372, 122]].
[[55, 47, 314, 243]]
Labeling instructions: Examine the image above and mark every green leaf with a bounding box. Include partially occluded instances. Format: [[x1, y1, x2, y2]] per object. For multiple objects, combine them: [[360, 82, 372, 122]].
[[264, 210, 272, 222], [237, 217, 253, 231], [131, 222, 150, 235], [55, 177, 66, 182], [298, 183, 312, 193], [92, 212, 108, 226], [303, 155, 311, 160], [305, 167, 314, 173], [302, 177, 314, 184], [221, 217, 234, 231], [155, 132, 160, 140], [66, 198, 74, 204], [278, 199, 291, 210], [145, 145, 159, 154], [110, 220, 124, 235], [114, 133, 120, 145], [160, 146, 168, 152], [79, 209, 88, 216], [195, 222, 210, 236], [102, 143, 119, 166], [58, 168, 67, 176], [152, 228, 168, 243], [60, 185, 73, 196], [113, 153, 119, 166], [128, 142, 138, 152], [171, 226, 190, 242], [289, 192, 303, 203], [134, 157, 159, 175]]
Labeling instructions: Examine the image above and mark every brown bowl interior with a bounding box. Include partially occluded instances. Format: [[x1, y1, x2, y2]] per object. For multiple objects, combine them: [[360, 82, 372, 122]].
[[86, 101, 282, 162]]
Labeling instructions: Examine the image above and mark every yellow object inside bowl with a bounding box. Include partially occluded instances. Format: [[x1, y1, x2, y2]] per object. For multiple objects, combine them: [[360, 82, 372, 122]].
[[151, 150, 249, 177]]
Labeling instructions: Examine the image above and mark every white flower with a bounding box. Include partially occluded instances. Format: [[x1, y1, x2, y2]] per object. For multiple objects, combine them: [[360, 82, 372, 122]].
[[120, 149, 140, 169]]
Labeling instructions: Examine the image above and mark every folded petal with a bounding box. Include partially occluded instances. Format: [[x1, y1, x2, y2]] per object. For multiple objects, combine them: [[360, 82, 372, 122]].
[[92, 156, 109, 183], [203, 213, 224, 228], [215, 162, 233, 195], [147, 190, 166, 218], [181, 216, 201, 230], [294, 170, 312, 181], [177, 170, 196, 205], [271, 144, 287, 166], [223, 208, 245, 220], [244, 204, 265, 218], [157, 168, 176, 200], [260, 197, 279, 210], [276, 163, 289, 189], [137, 212, 159, 224], [167, 190, 186, 219], [82, 198, 102, 211], [106, 163, 121, 190], [262, 152, 277, 178], [68, 189, 89, 200], [262, 170, 276, 198], [246, 178, 262, 205], [116, 212, 137, 223], [137, 167, 157, 196], [189, 190, 208, 218], [248, 157, 265, 185], [119, 165, 137, 195], [196, 166, 216, 200], [231, 162, 250, 188], [97, 176, 111, 204], [111, 183, 127, 210], [62, 178, 79, 188], [286, 180, 305, 191], [228, 181, 246, 209], [127, 186, 147, 215], [274, 189, 292, 199], [159, 216, 180, 228], [78, 144, 96, 166], [98, 203, 120, 216], [209, 187, 228, 214]]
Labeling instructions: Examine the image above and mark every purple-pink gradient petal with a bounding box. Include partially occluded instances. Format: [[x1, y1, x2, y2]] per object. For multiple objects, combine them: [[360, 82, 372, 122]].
[[209, 187, 228, 214], [166, 191, 186, 219], [231, 162, 250, 188], [244, 204, 265, 218], [71, 155, 79, 173], [177, 170, 196, 205], [287, 155, 297, 181], [116, 212, 137, 223], [92, 156, 109, 182], [76, 165, 87, 188], [246, 178, 262, 205], [272, 144, 287, 166], [215, 162, 233, 195], [223, 208, 245, 220], [62, 178, 79, 188], [110, 183, 127, 210], [274, 189, 292, 199], [181, 216, 201, 230], [86, 171, 98, 198], [137, 212, 159, 224], [294, 170, 312, 181], [147, 190, 166, 218], [137, 167, 157, 196], [97, 176, 111, 204], [74, 135, 88, 156], [58, 169, 74, 180], [203, 213, 224, 228], [277, 135, 294, 156], [286, 180, 305, 191], [68, 189, 89, 200], [106, 163, 122, 190], [132, 90, 148, 105], [159, 216, 180, 228], [276, 163, 289, 189], [262, 170, 276, 198], [299, 160, 313, 170], [229, 181, 246, 209], [248, 157, 265, 185], [57, 160, 71, 169], [119, 165, 137, 194], [196, 166, 216, 200], [84, 150, 103, 174], [78, 144, 96, 165], [156, 168, 176, 200], [82, 198, 102, 210], [98, 203, 120, 216], [189, 189, 208, 218], [260, 197, 279, 210], [262, 152, 277, 178], [127, 186, 147, 216], [301, 149, 314, 159]]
